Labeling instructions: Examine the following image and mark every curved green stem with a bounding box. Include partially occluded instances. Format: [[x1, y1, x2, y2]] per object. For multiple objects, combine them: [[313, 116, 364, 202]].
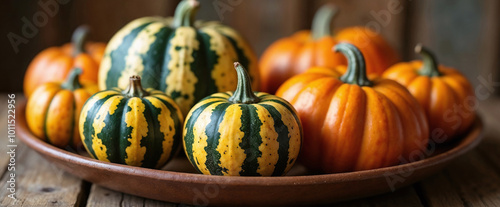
[[61, 68, 83, 91], [415, 44, 441, 77], [228, 62, 260, 104], [72, 25, 89, 56], [123, 76, 149, 98], [336, 43, 372, 86], [312, 4, 338, 40], [172, 0, 200, 27]]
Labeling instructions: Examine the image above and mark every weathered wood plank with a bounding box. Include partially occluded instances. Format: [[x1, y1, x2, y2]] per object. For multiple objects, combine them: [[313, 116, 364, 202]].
[[86, 185, 122, 207], [0, 94, 11, 178], [418, 149, 500, 206], [86, 185, 178, 207], [334, 187, 423, 207], [0, 142, 86, 206]]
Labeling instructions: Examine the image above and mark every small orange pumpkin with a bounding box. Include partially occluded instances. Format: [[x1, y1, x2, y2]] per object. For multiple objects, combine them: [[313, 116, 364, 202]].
[[23, 26, 105, 98], [26, 68, 98, 149], [276, 43, 428, 173], [259, 5, 399, 94], [383, 44, 476, 142]]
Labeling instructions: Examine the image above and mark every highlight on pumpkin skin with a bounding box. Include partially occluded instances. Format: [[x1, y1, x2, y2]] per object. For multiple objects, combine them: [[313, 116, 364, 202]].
[[182, 62, 302, 176], [23, 25, 105, 98], [79, 75, 184, 169], [258, 4, 399, 94], [275, 43, 429, 173], [26, 68, 98, 149], [382, 44, 476, 142]]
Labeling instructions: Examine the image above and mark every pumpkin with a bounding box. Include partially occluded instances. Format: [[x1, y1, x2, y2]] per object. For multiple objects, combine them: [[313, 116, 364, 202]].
[[183, 62, 302, 176], [259, 5, 399, 94], [26, 68, 99, 149], [98, 0, 259, 116], [382, 44, 475, 142], [79, 75, 183, 169], [24, 25, 106, 98], [276, 43, 428, 173]]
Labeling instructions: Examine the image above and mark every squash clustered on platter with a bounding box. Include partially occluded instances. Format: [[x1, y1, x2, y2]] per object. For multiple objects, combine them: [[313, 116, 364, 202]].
[[23, 0, 476, 176]]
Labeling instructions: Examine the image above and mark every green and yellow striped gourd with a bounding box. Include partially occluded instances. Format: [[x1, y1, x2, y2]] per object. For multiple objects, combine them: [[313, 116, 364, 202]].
[[98, 0, 259, 115], [79, 76, 183, 169], [183, 62, 302, 176]]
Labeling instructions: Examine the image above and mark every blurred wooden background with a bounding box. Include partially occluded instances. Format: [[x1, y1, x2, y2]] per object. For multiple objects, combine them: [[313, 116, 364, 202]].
[[1, 0, 499, 96]]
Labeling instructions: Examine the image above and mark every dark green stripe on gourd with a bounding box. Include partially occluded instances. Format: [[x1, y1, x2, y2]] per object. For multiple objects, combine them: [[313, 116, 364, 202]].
[[106, 22, 154, 88], [260, 104, 290, 176], [140, 26, 173, 89], [80, 76, 182, 169], [182, 100, 216, 173], [182, 62, 302, 176], [99, 0, 259, 116], [81, 93, 118, 159], [204, 102, 231, 175], [239, 104, 263, 176]]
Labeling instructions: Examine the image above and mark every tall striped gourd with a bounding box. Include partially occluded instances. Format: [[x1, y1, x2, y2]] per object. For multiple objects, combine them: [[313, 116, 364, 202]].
[[183, 62, 302, 176], [98, 0, 260, 115], [79, 76, 183, 169]]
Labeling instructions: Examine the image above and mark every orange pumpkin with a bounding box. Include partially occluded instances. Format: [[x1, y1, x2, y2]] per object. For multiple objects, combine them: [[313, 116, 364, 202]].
[[276, 43, 428, 173], [259, 5, 399, 94], [23, 26, 105, 98], [26, 68, 98, 149], [383, 44, 475, 142]]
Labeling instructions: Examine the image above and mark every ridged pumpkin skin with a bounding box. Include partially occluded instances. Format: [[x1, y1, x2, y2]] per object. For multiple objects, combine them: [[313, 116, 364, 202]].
[[24, 26, 105, 98], [276, 43, 428, 173], [79, 77, 184, 169], [383, 45, 475, 142], [259, 5, 399, 94], [99, 0, 259, 115], [26, 68, 99, 149], [183, 63, 302, 176]]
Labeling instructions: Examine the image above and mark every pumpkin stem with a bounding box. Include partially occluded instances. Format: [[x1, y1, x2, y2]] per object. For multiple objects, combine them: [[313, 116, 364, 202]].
[[229, 62, 260, 104], [72, 25, 89, 56], [312, 4, 338, 40], [337, 43, 373, 86], [415, 44, 441, 77], [172, 0, 200, 28], [123, 76, 149, 98], [61, 68, 83, 91]]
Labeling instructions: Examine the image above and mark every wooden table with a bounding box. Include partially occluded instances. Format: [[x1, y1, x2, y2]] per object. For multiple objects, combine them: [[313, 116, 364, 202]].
[[1, 94, 499, 207]]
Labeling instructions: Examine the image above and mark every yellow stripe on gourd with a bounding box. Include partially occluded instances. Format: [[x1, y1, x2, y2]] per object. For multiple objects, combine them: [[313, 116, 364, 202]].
[[124, 98, 149, 166], [209, 25, 260, 90], [117, 22, 165, 90], [145, 97, 176, 169], [200, 27, 238, 92], [261, 101, 301, 173], [165, 27, 199, 115], [99, 17, 162, 90], [216, 104, 245, 176], [154, 94, 184, 124], [190, 102, 223, 175], [79, 91, 119, 158], [90, 95, 124, 162], [254, 104, 279, 176]]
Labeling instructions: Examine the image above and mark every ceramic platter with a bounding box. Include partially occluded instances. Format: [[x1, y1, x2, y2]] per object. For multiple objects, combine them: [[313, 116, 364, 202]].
[[17, 102, 484, 206]]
